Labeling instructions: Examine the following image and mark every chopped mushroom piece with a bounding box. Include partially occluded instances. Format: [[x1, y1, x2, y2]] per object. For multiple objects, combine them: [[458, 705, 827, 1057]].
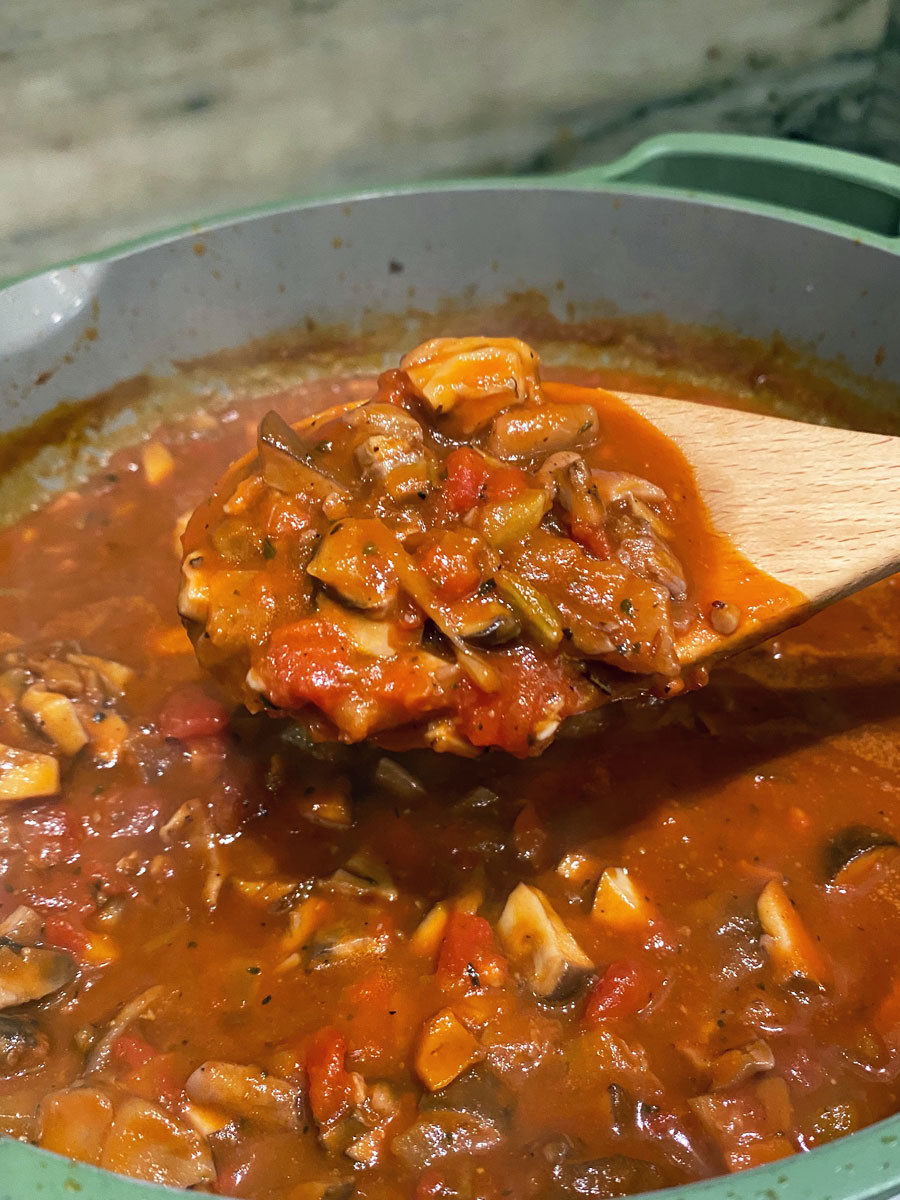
[[185, 1061, 302, 1129], [39, 1086, 115, 1166], [232, 877, 300, 907], [100, 1096, 215, 1187], [0, 942, 77, 1009], [757, 879, 828, 987], [415, 1009, 482, 1091], [66, 653, 134, 696], [0, 743, 60, 803], [689, 1077, 795, 1173], [258, 410, 346, 500], [325, 853, 398, 901], [391, 1108, 503, 1170], [545, 1155, 664, 1198], [710, 1040, 776, 1091], [85, 986, 165, 1074], [89, 711, 130, 764], [410, 901, 452, 958], [592, 868, 656, 931], [373, 756, 425, 801], [179, 337, 722, 754], [308, 520, 400, 614], [496, 883, 593, 1000]]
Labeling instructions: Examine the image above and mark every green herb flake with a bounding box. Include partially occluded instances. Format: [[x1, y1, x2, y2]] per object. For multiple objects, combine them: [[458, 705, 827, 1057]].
[[362, 542, 377, 556], [619, 598, 634, 615], [479, 578, 496, 595], [262, 537, 276, 559]]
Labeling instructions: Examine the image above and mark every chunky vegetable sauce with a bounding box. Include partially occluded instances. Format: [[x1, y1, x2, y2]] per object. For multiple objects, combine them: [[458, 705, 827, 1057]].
[[2, 346, 900, 1199], [179, 338, 783, 758]]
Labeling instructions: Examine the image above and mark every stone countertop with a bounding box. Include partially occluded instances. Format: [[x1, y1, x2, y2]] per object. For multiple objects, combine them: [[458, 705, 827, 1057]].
[[0, 0, 892, 280]]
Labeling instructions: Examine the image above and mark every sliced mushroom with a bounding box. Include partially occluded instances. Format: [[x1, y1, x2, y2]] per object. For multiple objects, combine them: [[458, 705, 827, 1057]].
[[0, 905, 43, 944], [544, 1155, 664, 1199], [38, 1086, 115, 1166], [306, 923, 390, 967], [415, 1008, 482, 1092], [185, 1061, 302, 1129], [454, 596, 521, 647], [100, 1096, 215, 1187], [757, 879, 828, 987], [373, 757, 426, 801], [178, 553, 211, 623], [391, 1109, 503, 1171], [487, 403, 599, 461], [258, 410, 346, 500], [85, 985, 165, 1074], [418, 1066, 513, 1129], [0, 743, 60, 804], [590, 471, 667, 506], [347, 402, 425, 443], [0, 941, 77, 1009], [0, 1013, 49, 1073], [400, 337, 540, 416], [592, 868, 656, 931], [66, 653, 134, 697], [315, 595, 398, 659], [823, 826, 899, 885], [709, 1039, 775, 1090], [496, 883, 593, 1000], [493, 570, 562, 651], [555, 458, 604, 527], [479, 489, 550, 550], [308, 519, 400, 614]]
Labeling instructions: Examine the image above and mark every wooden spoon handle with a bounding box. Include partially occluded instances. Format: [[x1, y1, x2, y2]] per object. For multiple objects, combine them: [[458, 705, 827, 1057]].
[[613, 391, 900, 652]]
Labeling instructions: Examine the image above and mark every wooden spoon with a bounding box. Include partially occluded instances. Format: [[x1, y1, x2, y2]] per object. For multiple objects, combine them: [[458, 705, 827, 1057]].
[[612, 390, 900, 669]]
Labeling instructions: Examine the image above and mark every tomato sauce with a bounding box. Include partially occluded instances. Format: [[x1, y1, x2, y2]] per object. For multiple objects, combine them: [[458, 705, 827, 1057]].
[[0, 355, 899, 1199]]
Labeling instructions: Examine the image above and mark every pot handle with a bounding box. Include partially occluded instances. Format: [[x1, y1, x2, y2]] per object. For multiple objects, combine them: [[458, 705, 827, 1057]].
[[563, 133, 900, 240]]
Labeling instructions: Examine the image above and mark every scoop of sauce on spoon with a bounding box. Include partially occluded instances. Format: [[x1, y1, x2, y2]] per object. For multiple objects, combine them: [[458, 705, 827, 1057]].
[[179, 337, 896, 755]]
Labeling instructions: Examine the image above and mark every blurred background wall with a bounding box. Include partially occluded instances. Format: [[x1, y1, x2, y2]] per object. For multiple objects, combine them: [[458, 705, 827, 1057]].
[[1, 0, 896, 280]]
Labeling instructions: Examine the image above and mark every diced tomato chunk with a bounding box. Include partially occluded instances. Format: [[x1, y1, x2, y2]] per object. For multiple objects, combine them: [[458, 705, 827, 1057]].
[[158, 684, 230, 740], [42, 916, 89, 956], [436, 912, 507, 991], [582, 960, 654, 1025], [306, 1026, 353, 1127], [442, 447, 489, 513], [569, 518, 611, 560], [111, 1032, 156, 1072]]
